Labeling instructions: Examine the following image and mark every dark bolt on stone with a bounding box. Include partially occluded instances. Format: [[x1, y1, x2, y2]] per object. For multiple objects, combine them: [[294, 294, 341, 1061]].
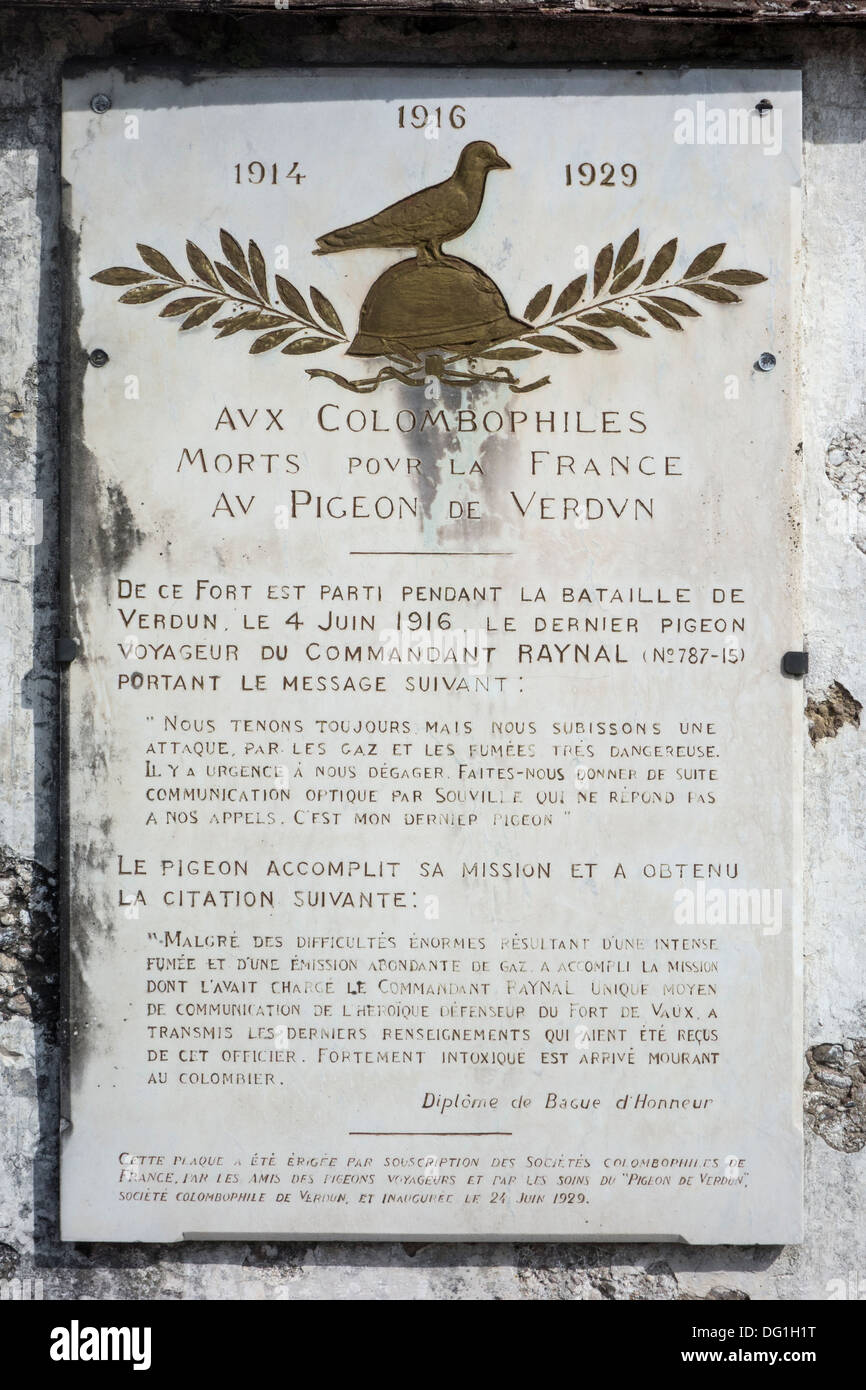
[[756, 352, 776, 372], [90, 93, 111, 114], [89, 348, 109, 368]]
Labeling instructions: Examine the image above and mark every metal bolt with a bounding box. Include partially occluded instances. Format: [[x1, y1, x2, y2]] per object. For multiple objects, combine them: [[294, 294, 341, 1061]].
[[90, 93, 112, 115], [88, 348, 109, 368], [55, 638, 79, 665], [755, 99, 773, 116], [756, 352, 776, 372], [782, 650, 808, 677]]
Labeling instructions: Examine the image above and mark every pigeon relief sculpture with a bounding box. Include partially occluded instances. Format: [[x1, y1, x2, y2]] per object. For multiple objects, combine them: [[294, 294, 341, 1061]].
[[93, 140, 768, 396]]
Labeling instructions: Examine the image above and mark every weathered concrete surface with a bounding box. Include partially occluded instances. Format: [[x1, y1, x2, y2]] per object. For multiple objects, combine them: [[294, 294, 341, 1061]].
[[4, 0, 866, 19], [806, 681, 862, 742], [0, 6, 864, 1298]]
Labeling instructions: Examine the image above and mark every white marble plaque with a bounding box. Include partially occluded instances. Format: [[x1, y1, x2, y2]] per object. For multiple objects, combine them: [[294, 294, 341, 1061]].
[[61, 67, 803, 1242]]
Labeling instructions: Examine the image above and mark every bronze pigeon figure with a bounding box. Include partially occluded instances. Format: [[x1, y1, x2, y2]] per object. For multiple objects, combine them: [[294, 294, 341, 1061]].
[[314, 141, 511, 264]]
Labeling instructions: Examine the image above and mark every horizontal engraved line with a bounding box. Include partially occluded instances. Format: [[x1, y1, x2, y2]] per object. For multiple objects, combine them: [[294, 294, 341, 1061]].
[[348, 551, 514, 557]]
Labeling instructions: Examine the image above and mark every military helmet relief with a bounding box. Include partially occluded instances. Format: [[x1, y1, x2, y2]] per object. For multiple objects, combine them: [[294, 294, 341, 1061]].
[[93, 141, 767, 395]]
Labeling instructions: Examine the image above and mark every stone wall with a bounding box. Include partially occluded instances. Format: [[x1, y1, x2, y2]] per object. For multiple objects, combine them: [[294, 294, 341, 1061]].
[[0, 3, 863, 1299]]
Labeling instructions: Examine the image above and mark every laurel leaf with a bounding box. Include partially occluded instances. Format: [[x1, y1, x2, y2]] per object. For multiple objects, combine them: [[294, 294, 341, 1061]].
[[639, 299, 683, 330], [275, 276, 312, 322], [219, 229, 249, 278], [118, 283, 175, 304], [525, 334, 581, 353], [562, 326, 617, 351], [214, 312, 260, 335], [479, 346, 542, 360], [216, 261, 256, 298], [710, 270, 767, 286], [552, 275, 587, 316], [580, 309, 650, 338], [186, 241, 222, 290], [159, 295, 218, 317], [248, 241, 270, 301], [136, 244, 182, 281], [593, 243, 614, 297], [642, 238, 678, 287], [250, 328, 299, 353], [524, 285, 553, 321], [281, 336, 335, 354], [252, 311, 295, 329], [609, 260, 644, 295], [92, 267, 154, 285], [310, 287, 344, 335], [213, 311, 268, 337], [685, 283, 742, 304], [684, 243, 725, 278], [614, 228, 640, 277], [180, 301, 221, 330], [646, 295, 700, 318]]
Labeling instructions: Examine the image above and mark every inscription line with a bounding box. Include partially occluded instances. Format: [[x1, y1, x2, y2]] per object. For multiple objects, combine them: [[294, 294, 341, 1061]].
[[349, 1131, 514, 1137]]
